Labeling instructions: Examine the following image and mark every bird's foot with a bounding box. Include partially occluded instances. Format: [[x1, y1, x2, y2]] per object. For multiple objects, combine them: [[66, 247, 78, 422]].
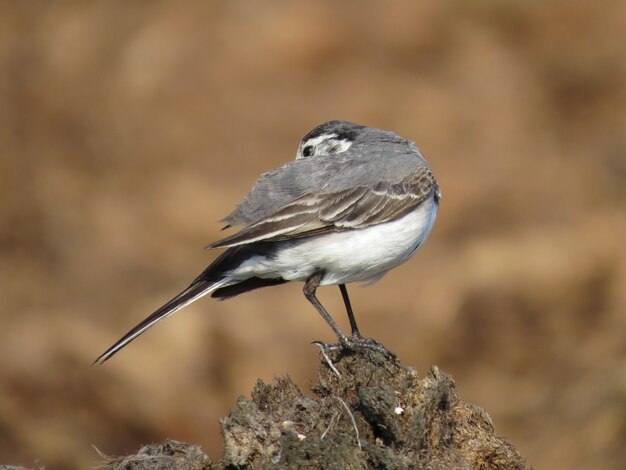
[[344, 335, 395, 357], [313, 335, 395, 358]]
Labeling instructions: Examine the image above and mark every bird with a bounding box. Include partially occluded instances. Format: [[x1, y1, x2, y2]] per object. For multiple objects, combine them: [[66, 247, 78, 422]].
[[95, 120, 440, 363]]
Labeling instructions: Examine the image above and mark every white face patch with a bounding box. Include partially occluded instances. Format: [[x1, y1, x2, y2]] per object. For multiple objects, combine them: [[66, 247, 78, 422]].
[[296, 133, 354, 159]]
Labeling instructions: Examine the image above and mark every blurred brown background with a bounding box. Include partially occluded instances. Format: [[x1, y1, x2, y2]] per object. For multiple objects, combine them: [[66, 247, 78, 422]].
[[1, 1, 624, 468]]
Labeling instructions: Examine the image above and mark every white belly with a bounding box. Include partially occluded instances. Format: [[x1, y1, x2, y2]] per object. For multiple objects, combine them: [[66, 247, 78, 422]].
[[230, 194, 438, 285]]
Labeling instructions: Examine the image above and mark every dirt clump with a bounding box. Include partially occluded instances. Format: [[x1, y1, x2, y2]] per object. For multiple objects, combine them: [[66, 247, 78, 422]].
[[97, 346, 528, 469]]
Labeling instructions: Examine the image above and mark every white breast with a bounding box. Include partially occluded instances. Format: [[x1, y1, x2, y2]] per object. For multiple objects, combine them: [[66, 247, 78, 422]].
[[230, 194, 439, 286]]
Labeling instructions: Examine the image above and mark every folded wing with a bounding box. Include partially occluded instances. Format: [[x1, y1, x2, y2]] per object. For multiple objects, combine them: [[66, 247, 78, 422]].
[[209, 167, 437, 249]]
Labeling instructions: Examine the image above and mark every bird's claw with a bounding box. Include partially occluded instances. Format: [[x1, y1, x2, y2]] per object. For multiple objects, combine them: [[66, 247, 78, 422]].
[[312, 336, 395, 358]]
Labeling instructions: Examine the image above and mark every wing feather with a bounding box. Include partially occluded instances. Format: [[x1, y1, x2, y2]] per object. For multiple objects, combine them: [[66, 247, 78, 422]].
[[209, 167, 437, 249]]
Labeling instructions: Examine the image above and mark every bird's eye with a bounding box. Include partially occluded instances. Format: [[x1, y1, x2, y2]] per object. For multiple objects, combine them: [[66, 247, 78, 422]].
[[302, 145, 313, 157]]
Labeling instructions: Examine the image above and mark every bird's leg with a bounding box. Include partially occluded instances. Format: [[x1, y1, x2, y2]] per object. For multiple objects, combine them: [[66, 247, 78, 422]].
[[338, 284, 361, 338], [304, 272, 350, 345], [306, 274, 393, 358]]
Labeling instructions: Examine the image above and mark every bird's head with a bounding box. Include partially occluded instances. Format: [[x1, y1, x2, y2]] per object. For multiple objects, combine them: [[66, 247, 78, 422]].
[[295, 120, 365, 159]]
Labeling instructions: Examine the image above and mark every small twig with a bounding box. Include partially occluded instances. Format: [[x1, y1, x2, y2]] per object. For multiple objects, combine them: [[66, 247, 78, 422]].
[[313, 341, 341, 377], [92, 444, 126, 469], [334, 396, 362, 451], [321, 411, 338, 440], [92, 444, 107, 459]]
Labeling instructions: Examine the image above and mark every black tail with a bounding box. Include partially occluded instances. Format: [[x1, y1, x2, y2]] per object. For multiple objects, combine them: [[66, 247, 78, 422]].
[[212, 277, 287, 300], [207, 242, 287, 299], [93, 277, 215, 364], [94, 243, 286, 364]]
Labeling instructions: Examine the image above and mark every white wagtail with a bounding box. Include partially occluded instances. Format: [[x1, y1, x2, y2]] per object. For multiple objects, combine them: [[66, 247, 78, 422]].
[[95, 121, 440, 363]]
